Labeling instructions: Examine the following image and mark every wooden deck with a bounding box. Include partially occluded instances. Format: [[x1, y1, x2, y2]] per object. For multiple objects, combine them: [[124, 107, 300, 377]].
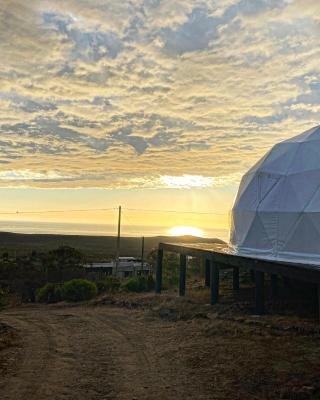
[[156, 242, 320, 318]]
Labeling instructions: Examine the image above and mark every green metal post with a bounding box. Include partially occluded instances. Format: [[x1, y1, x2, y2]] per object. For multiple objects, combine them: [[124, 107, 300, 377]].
[[255, 270, 265, 314], [155, 248, 163, 294], [205, 258, 210, 287], [233, 267, 240, 291], [179, 254, 187, 296], [210, 259, 220, 305]]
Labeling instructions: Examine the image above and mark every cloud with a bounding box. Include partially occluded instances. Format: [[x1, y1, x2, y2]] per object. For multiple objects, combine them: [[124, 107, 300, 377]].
[[43, 12, 124, 61], [0, 92, 57, 113], [1, 0, 320, 189], [159, 7, 220, 56]]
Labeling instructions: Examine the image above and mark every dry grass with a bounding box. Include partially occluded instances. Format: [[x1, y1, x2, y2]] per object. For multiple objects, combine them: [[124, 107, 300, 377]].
[[94, 281, 320, 399]]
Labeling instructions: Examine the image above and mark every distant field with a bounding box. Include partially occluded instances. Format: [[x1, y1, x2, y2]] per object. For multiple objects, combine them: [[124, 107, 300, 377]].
[[0, 232, 225, 261]]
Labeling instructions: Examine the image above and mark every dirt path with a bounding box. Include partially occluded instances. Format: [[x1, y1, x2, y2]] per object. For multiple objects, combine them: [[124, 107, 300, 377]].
[[2, 301, 320, 400], [0, 305, 193, 400]]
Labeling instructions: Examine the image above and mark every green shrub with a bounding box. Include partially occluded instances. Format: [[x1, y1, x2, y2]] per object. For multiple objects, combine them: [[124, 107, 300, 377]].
[[162, 275, 179, 290], [61, 279, 97, 302], [0, 288, 7, 308], [122, 277, 144, 292], [96, 276, 121, 294], [122, 275, 154, 293], [36, 283, 62, 303]]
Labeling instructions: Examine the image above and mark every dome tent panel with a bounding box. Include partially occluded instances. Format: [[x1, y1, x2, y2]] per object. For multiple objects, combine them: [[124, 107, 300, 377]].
[[257, 172, 282, 206], [300, 212, 320, 240], [255, 211, 279, 252], [282, 213, 320, 255], [233, 173, 259, 210], [240, 214, 274, 255], [304, 185, 320, 212], [276, 212, 302, 252], [233, 171, 256, 205], [281, 170, 320, 211], [230, 210, 257, 247], [245, 149, 272, 176], [287, 141, 320, 174], [255, 175, 284, 212], [258, 142, 300, 174]]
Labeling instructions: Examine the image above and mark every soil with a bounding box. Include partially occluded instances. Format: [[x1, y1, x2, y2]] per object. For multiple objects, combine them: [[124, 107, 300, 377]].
[[1, 290, 320, 400]]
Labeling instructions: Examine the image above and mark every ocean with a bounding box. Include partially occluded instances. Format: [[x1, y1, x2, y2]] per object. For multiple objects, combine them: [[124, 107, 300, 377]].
[[0, 220, 230, 242]]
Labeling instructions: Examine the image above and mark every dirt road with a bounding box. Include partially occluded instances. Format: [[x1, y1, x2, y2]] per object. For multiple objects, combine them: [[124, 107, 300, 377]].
[[0, 304, 211, 400], [1, 300, 320, 400]]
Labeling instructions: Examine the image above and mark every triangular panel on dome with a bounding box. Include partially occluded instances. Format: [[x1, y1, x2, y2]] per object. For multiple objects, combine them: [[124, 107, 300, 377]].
[[257, 172, 281, 203], [288, 141, 320, 174], [256, 175, 283, 212], [246, 148, 273, 176], [282, 213, 320, 255], [233, 174, 259, 211], [302, 211, 320, 233], [277, 212, 303, 252], [280, 170, 320, 212], [233, 171, 256, 205], [230, 210, 256, 247], [260, 142, 300, 174], [241, 214, 274, 252], [304, 184, 320, 212], [256, 210, 279, 251]]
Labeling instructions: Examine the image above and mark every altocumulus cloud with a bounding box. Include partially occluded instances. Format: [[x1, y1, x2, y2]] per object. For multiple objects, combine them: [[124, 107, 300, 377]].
[[0, 0, 320, 188]]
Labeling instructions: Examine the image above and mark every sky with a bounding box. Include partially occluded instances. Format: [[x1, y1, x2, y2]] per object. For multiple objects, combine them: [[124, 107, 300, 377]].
[[0, 0, 320, 237]]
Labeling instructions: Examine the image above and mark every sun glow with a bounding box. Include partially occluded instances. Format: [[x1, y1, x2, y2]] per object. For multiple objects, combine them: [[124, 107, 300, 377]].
[[169, 226, 204, 237]]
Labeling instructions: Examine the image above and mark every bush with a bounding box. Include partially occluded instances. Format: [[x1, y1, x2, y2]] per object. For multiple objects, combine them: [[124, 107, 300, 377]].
[[122, 275, 154, 293], [0, 288, 7, 308], [36, 283, 62, 303], [61, 279, 97, 302], [96, 276, 121, 294]]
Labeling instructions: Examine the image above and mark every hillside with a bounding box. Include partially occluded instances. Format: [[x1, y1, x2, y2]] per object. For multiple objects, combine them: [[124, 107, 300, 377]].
[[0, 232, 225, 261]]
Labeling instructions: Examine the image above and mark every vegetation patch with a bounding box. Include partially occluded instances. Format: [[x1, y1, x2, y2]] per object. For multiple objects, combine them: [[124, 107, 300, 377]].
[[122, 275, 155, 293], [36, 283, 63, 304], [96, 276, 121, 294], [61, 279, 97, 302], [0, 288, 8, 309]]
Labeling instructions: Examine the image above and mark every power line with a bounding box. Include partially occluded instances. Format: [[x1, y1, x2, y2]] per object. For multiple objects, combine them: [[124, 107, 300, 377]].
[[0, 206, 228, 216], [0, 207, 117, 215], [123, 207, 228, 215]]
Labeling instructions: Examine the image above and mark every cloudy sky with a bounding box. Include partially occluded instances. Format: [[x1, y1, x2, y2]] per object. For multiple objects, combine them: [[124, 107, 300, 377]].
[[0, 0, 319, 235]]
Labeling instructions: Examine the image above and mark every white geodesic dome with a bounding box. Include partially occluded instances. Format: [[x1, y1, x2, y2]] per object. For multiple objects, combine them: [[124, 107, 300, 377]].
[[230, 125, 320, 264]]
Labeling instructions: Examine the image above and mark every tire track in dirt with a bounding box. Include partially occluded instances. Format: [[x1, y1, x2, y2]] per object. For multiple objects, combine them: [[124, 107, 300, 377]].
[[77, 307, 162, 399], [0, 305, 188, 400], [0, 310, 77, 400]]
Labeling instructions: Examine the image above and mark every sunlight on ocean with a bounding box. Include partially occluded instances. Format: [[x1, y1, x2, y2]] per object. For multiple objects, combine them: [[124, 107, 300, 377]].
[[0, 220, 230, 242]]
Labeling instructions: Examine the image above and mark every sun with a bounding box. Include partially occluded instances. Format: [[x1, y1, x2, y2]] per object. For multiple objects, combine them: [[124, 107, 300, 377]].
[[169, 226, 204, 237]]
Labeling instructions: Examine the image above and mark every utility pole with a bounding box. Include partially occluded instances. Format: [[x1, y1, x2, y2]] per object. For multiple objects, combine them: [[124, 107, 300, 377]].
[[115, 205, 121, 274], [141, 236, 145, 273]]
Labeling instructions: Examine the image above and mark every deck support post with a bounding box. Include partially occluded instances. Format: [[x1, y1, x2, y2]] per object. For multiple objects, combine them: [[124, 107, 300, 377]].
[[233, 267, 240, 291], [255, 270, 265, 315], [210, 259, 220, 305], [205, 258, 211, 288], [270, 274, 278, 299], [179, 254, 187, 297], [317, 284, 320, 322], [155, 248, 163, 294]]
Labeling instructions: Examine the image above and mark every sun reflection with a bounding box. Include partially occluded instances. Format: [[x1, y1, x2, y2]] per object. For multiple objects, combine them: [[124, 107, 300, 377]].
[[169, 226, 204, 237]]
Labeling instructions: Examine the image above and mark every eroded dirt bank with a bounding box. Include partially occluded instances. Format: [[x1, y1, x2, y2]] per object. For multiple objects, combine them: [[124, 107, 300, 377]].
[[1, 299, 320, 400]]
